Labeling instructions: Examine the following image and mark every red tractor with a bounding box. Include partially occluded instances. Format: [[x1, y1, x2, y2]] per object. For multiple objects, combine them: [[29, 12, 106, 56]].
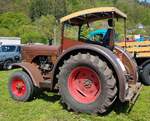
[[8, 7, 142, 114]]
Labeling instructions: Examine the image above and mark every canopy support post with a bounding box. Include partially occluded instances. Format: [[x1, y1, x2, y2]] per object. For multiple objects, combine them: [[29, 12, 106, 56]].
[[78, 25, 82, 40], [61, 23, 64, 52], [124, 18, 127, 49]]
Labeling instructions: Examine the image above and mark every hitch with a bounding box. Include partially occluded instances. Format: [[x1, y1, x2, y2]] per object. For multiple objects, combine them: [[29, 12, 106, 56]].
[[125, 82, 142, 103]]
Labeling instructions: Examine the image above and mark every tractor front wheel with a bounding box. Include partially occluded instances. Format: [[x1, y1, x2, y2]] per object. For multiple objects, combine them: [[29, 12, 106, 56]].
[[8, 71, 34, 101], [58, 53, 117, 114]]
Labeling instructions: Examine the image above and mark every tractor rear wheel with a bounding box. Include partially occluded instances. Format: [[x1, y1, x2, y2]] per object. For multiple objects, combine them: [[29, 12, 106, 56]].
[[58, 53, 117, 114], [140, 63, 150, 85], [8, 71, 34, 101]]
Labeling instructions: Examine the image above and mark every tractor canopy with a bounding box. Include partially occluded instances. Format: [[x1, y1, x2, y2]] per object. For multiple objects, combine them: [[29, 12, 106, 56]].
[[60, 7, 127, 51], [60, 7, 127, 25]]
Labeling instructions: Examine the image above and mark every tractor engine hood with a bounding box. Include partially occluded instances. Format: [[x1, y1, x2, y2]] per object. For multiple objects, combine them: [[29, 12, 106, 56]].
[[21, 45, 61, 63]]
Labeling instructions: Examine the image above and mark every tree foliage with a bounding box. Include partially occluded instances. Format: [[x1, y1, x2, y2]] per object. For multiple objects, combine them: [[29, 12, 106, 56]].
[[0, 0, 150, 44], [0, 12, 30, 29], [34, 15, 57, 39], [29, 0, 67, 20], [17, 25, 47, 44]]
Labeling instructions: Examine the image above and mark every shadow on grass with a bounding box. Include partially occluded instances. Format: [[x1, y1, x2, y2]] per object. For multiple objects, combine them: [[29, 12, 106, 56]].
[[36, 91, 61, 103], [0, 67, 10, 71], [60, 99, 133, 116], [113, 100, 130, 114], [112, 99, 139, 115], [0, 67, 4, 71], [95, 100, 130, 116], [7, 87, 139, 116], [36, 92, 134, 115], [113, 94, 141, 115]]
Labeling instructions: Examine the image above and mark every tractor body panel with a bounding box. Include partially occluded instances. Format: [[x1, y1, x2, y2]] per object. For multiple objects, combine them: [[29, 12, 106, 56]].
[[11, 62, 44, 87], [21, 45, 61, 63], [11, 45, 61, 89]]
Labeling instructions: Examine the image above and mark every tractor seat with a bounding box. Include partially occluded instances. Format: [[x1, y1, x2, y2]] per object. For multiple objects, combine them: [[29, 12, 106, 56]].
[[102, 29, 114, 50]]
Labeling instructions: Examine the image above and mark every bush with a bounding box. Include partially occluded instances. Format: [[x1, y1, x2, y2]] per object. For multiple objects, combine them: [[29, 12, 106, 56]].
[[29, 0, 51, 20], [0, 12, 30, 29], [0, 28, 14, 36], [20, 31, 47, 44], [34, 15, 57, 39], [17, 25, 47, 44]]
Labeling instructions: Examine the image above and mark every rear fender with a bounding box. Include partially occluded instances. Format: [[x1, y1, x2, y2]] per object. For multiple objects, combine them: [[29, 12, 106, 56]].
[[114, 46, 138, 83], [53, 44, 127, 102]]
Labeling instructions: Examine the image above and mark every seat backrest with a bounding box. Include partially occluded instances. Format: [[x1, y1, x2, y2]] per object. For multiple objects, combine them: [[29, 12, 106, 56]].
[[103, 29, 113, 46]]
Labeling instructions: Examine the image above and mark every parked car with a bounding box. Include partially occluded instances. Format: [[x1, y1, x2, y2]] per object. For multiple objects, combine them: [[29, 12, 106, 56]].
[[0, 45, 21, 70]]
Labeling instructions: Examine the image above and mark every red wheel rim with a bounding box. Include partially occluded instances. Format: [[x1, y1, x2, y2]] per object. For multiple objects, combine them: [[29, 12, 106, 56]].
[[11, 78, 26, 97], [68, 66, 101, 104]]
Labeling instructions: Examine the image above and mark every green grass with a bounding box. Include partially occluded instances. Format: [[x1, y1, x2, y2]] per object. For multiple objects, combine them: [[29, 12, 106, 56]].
[[0, 70, 150, 121]]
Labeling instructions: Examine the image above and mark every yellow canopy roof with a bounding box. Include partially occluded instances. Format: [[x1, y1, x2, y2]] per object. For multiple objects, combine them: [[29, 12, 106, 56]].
[[60, 7, 127, 25]]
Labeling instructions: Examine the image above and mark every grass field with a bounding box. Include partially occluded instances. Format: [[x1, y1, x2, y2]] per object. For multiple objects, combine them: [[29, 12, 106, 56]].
[[0, 70, 150, 121]]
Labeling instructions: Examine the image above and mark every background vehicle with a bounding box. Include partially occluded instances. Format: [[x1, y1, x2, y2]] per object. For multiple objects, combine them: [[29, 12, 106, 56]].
[[0, 45, 21, 70], [116, 40, 150, 85], [0, 37, 21, 45], [8, 7, 142, 114]]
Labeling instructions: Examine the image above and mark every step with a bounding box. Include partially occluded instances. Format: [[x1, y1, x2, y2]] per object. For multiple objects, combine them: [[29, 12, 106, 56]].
[[39, 80, 52, 88], [125, 82, 142, 103]]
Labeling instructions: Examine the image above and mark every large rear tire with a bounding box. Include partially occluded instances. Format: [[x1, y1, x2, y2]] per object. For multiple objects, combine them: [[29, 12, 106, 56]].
[[58, 53, 117, 114], [8, 71, 34, 101]]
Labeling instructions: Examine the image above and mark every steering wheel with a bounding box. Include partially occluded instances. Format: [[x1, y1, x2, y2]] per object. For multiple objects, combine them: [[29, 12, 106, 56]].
[[80, 35, 89, 40]]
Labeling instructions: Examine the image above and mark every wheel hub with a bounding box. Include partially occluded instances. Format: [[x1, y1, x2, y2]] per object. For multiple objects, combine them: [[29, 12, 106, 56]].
[[16, 82, 25, 93], [83, 79, 92, 88], [16, 82, 23, 89], [11, 79, 26, 97], [68, 66, 101, 104]]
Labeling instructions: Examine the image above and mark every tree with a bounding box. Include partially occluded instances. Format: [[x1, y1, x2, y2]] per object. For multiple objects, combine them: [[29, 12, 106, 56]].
[[29, 0, 51, 20], [34, 15, 57, 39], [112, 0, 118, 5], [0, 12, 30, 29], [29, 0, 67, 20], [17, 25, 47, 44], [51, 0, 67, 19], [0, 0, 13, 14], [0, 28, 13, 37]]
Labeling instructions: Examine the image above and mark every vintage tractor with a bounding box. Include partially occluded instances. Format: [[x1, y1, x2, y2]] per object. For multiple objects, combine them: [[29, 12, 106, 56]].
[[8, 7, 142, 114]]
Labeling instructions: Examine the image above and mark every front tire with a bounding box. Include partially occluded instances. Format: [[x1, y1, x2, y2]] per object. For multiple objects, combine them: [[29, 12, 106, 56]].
[[58, 53, 117, 114], [8, 71, 34, 101]]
